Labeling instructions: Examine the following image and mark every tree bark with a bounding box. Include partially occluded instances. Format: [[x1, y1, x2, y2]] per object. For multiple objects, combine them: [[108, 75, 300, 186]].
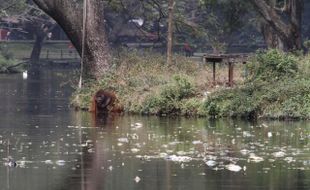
[[30, 31, 45, 64], [251, 0, 303, 51], [32, 0, 110, 79], [167, 0, 174, 65]]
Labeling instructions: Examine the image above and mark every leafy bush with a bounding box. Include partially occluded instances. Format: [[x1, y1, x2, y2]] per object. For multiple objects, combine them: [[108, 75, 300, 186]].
[[247, 49, 298, 82], [200, 50, 310, 120], [181, 98, 202, 116], [0, 54, 18, 73], [0, 45, 19, 73], [142, 75, 198, 115], [0, 45, 14, 60], [304, 40, 310, 49]]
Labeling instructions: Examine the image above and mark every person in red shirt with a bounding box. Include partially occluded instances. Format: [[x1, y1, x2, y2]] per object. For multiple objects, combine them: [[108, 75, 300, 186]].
[[184, 42, 193, 57]]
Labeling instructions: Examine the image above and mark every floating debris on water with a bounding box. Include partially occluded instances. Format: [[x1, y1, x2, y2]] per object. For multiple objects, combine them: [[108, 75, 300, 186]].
[[249, 153, 264, 163], [167, 155, 192, 162], [240, 149, 250, 155], [131, 123, 143, 130], [284, 157, 295, 163], [56, 160, 65, 166], [131, 148, 140, 153], [225, 164, 242, 172], [192, 140, 203, 145], [205, 160, 217, 167], [44, 160, 53, 165], [243, 131, 252, 138], [134, 176, 141, 183], [272, 151, 286, 158]]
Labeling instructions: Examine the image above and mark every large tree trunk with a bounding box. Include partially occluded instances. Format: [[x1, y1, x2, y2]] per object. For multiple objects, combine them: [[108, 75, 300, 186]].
[[32, 0, 110, 79], [251, 0, 304, 51]]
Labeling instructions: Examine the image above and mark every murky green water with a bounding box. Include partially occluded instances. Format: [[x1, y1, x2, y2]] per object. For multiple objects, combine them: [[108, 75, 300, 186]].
[[0, 68, 309, 190]]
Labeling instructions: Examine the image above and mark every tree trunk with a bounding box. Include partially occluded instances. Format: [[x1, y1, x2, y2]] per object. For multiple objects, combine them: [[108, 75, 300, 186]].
[[251, 0, 304, 51], [32, 0, 110, 79], [166, 0, 174, 65], [30, 32, 45, 64], [261, 22, 283, 49]]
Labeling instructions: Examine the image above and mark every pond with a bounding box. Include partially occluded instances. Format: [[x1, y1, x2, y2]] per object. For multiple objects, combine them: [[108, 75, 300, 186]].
[[0, 67, 309, 190]]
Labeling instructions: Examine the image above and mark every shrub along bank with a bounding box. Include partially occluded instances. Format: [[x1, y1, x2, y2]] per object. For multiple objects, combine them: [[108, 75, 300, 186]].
[[72, 49, 310, 120], [0, 45, 21, 73], [203, 50, 310, 120]]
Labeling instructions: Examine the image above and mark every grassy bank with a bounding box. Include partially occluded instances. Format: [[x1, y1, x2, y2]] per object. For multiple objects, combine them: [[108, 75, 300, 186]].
[[72, 49, 310, 120], [203, 50, 310, 120]]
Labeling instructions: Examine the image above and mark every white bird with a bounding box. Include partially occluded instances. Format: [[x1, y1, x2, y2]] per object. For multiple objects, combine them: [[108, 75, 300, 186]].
[[22, 70, 28, 79]]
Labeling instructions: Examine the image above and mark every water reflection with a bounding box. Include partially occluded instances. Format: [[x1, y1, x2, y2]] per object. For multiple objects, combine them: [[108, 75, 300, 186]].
[[0, 68, 309, 190]]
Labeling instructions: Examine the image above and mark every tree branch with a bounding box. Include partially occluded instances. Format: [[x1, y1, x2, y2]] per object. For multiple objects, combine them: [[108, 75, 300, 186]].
[[250, 0, 289, 39]]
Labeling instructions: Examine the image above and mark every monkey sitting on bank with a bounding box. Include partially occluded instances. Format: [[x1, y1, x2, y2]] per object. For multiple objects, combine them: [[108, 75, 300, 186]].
[[90, 89, 123, 114]]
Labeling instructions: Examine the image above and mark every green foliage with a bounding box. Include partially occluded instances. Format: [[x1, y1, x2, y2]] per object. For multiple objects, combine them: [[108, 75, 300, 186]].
[[304, 40, 310, 49], [0, 45, 19, 73], [142, 75, 197, 115], [0, 0, 27, 16], [247, 49, 298, 82], [201, 50, 310, 120], [181, 98, 203, 116]]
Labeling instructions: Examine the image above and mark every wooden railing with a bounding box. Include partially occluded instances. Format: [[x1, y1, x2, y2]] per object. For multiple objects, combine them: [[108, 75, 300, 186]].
[[204, 53, 253, 87]]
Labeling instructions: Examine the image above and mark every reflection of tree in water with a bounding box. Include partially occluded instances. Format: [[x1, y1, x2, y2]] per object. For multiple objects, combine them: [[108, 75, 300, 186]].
[[25, 67, 72, 115], [26, 67, 42, 114]]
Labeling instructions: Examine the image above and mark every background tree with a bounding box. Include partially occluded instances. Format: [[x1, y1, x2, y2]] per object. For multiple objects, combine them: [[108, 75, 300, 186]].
[[202, 0, 305, 51], [23, 4, 56, 64], [250, 0, 304, 51]]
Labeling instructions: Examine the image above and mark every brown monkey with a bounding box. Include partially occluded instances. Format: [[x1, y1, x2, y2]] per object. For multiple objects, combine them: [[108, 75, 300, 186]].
[[90, 90, 123, 114]]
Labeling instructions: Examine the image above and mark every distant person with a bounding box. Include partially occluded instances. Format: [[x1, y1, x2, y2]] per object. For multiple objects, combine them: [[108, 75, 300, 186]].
[[6, 31, 11, 41], [68, 42, 74, 54], [184, 42, 193, 57], [47, 32, 52, 40]]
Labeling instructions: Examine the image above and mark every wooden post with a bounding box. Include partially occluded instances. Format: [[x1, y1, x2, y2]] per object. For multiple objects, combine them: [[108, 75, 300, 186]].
[[228, 62, 234, 87], [213, 62, 216, 86], [60, 49, 63, 59]]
